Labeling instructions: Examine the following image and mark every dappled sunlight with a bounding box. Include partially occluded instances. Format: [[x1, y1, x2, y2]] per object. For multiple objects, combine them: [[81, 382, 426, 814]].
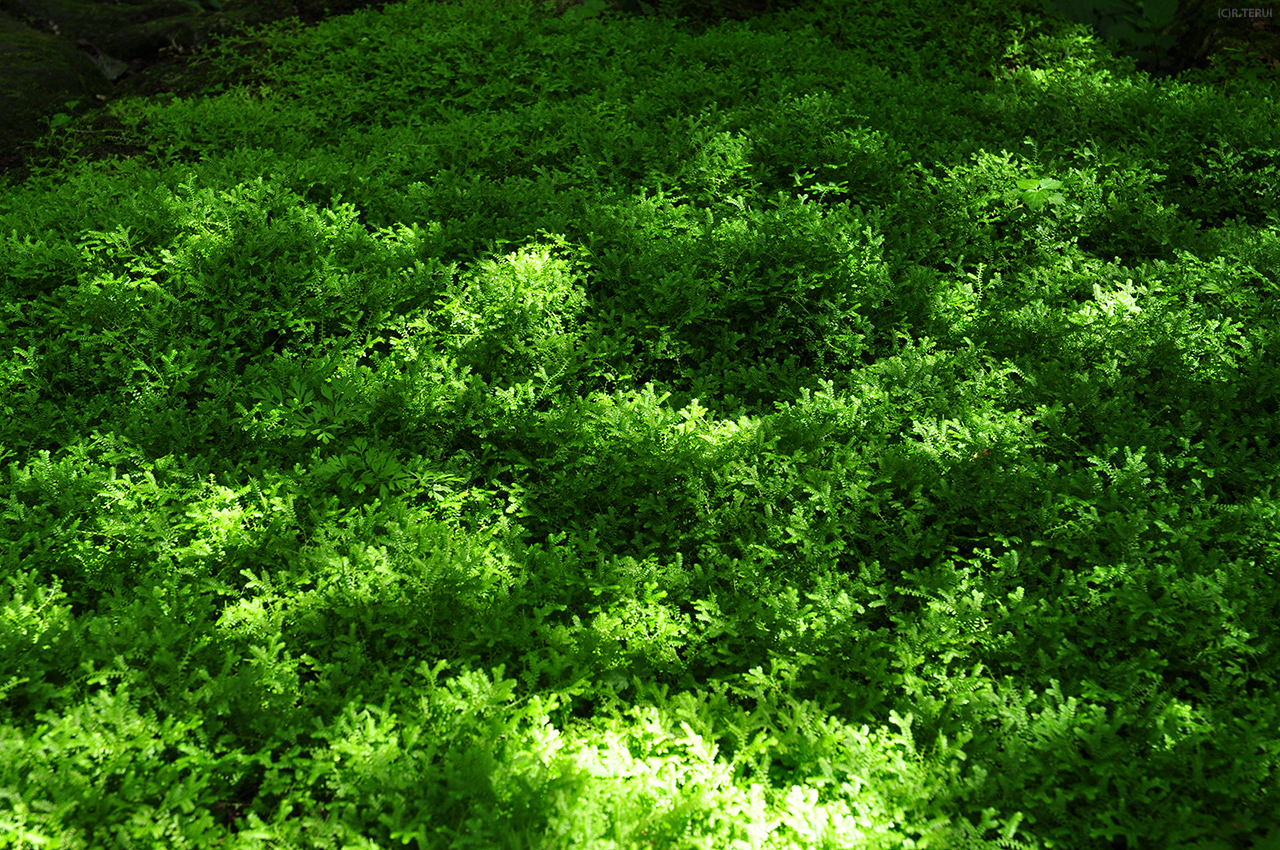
[[1, 0, 1278, 846]]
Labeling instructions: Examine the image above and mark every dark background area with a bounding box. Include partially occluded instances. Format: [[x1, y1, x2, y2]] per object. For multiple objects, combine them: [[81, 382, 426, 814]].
[[1, 0, 416, 186], [2, 0, 1277, 189]]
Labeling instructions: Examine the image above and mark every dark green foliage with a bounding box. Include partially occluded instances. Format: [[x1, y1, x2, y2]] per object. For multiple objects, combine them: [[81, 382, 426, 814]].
[[2, 0, 1279, 846], [1037, 0, 1280, 81], [1038, 0, 1185, 72]]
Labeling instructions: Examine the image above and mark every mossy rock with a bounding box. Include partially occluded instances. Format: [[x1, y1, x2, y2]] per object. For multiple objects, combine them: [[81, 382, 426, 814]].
[[0, 0, 428, 185], [0, 9, 112, 164]]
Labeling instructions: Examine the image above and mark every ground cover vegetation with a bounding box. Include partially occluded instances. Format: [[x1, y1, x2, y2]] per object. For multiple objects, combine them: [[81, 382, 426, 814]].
[[2, 0, 1279, 845]]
